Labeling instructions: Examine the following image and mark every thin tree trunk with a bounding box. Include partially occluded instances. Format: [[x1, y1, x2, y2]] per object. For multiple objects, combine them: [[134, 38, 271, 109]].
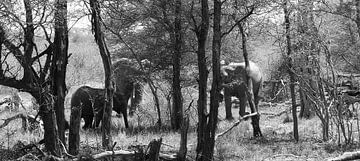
[[0, 27, 3, 78], [52, 0, 68, 145], [23, 0, 35, 85], [68, 106, 81, 155], [238, 23, 262, 137], [284, 0, 299, 141], [195, 0, 209, 160], [39, 95, 61, 156], [355, 0, 360, 37], [178, 115, 189, 161], [171, 0, 183, 131], [89, 0, 114, 150]]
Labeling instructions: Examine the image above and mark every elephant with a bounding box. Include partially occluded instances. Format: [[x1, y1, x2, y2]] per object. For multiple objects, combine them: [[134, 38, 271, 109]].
[[220, 61, 263, 120], [70, 86, 129, 129], [113, 58, 147, 116]]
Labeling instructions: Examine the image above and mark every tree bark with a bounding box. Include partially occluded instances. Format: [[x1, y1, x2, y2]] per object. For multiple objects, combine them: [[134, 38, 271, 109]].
[[171, 0, 183, 131], [178, 115, 189, 161], [89, 0, 114, 150], [39, 94, 61, 156], [198, 0, 222, 160], [52, 0, 68, 145], [23, 0, 36, 85], [195, 0, 209, 160], [355, 0, 360, 37], [68, 106, 81, 155], [0, 27, 3, 78], [284, 0, 299, 142]]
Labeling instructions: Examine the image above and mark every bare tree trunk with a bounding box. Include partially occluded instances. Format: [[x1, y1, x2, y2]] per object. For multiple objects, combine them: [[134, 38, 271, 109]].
[[238, 23, 262, 137], [0, 27, 3, 78], [198, 0, 222, 159], [195, 0, 209, 160], [297, 0, 318, 119], [23, 0, 36, 85], [89, 0, 114, 150], [178, 115, 189, 161], [171, 0, 183, 131], [52, 0, 68, 145], [355, 0, 360, 37], [39, 94, 61, 156], [68, 106, 81, 155], [284, 0, 299, 141]]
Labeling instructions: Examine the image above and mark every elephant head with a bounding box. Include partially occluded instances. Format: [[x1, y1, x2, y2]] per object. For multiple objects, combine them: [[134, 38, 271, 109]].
[[220, 61, 263, 119], [112, 58, 149, 116]]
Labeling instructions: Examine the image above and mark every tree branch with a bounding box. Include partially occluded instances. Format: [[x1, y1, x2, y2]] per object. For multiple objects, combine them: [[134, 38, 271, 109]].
[[215, 112, 258, 140], [221, 6, 254, 38]]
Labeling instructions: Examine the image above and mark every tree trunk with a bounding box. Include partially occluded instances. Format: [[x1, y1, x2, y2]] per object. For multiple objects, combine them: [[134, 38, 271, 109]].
[[355, 0, 360, 37], [39, 94, 61, 156], [0, 27, 3, 78], [197, 0, 222, 160], [178, 115, 189, 161], [68, 106, 81, 155], [52, 0, 68, 145], [297, 0, 318, 119], [89, 0, 114, 150], [238, 23, 262, 137], [171, 0, 183, 131], [195, 0, 210, 160], [284, 0, 299, 141], [23, 0, 36, 85]]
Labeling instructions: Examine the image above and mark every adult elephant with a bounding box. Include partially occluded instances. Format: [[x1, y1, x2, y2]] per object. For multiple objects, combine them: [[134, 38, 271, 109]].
[[113, 58, 147, 116], [70, 86, 129, 129], [220, 61, 262, 120]]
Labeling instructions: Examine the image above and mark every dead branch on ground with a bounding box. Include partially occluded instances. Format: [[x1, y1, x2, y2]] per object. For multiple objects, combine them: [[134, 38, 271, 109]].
[[38, 138, 178, 161], [0, 113, 42, 129], [215, 112, 258, 140], [328, 151, 360, 161]]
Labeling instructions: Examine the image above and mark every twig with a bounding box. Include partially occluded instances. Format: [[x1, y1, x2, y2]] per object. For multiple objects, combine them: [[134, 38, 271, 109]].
[[215, 112, 258, 140], [0, 114, 25, 129]]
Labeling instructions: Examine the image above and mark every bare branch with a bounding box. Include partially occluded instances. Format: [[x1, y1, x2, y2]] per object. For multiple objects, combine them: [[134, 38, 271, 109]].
[[221, 6, 254, 38], [215, 112, 259, 140]]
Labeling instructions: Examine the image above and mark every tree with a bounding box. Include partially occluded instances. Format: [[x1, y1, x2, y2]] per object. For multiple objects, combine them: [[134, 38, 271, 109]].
[[193, 0, 210, 159], [171, 0, 183, 131], [0, 0, 65, 155], [51, 0, 68, 145], [194, 0, 222, 160], [89, 0, 114, 149], [283, 0, 299, 141], [238, 22, 262, 137]]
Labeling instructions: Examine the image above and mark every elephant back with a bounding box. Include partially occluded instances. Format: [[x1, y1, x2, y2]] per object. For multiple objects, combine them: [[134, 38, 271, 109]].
[[71, 86, 105, 116], [221, 61, 262, 84]]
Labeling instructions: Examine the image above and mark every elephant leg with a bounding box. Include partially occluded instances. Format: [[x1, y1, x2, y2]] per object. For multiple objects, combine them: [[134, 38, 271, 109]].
[[94, 113, 102, 128], [122, 109, 129, 128], [83, 115, 93, 129], [129, 83, 142, 116], [238, 95, 247, 117], [224, 88, 233, 120]]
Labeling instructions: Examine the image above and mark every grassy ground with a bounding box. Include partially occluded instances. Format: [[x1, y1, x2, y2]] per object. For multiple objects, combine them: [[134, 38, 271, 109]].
[[0, 84, 352, 160]]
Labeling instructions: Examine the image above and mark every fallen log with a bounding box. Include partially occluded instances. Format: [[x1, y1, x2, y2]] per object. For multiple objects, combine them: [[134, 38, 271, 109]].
[[328, 151, 360, 161]]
